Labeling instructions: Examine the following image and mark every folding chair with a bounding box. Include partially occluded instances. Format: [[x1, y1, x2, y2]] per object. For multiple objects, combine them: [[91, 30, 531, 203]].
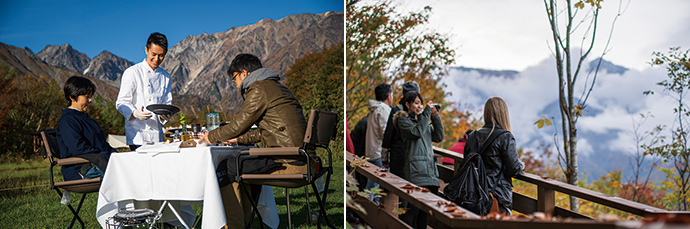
[[39, 130, 102, 229], [236, 109, 338, 229]]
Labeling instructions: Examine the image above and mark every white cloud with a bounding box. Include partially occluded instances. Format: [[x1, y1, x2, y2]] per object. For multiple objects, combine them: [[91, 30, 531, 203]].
[[577, 138, 595, 157], [388, 0, 690, 71], [442, 55, 680, 159]]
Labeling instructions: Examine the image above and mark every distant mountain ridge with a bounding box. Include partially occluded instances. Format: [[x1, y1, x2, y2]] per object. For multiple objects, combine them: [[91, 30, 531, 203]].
[[444, 59, 657, 184], [588, 58, 629, 75], [450, 66, 519, 79], [36, 43, 91, 74], [84, 50, 134, 86], [0, 42, 119, 101], [0, 11, 343, 113]]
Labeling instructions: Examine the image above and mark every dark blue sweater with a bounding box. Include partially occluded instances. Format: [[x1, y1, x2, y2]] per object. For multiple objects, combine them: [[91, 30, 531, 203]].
[[56, 108, 115, 181]]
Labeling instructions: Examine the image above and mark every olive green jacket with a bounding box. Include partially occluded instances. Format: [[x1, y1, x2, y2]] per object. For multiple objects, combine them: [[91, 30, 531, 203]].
[[394, 107, 444, 187]]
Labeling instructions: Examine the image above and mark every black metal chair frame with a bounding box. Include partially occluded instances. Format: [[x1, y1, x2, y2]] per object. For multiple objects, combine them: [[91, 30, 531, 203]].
[[235, 109, 337, 229], [39, 129, 102, 229]]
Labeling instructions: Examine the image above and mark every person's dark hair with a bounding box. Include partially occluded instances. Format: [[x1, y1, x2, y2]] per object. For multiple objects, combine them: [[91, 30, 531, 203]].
[[146, 32, 168, 52], [64, 76, 96, 106], [227, 53, 263, 76], [374, 83, 392, 101], [401, 91, 423, 112]]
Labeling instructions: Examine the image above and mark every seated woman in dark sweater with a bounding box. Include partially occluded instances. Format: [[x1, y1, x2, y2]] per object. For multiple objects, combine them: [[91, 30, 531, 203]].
[[56, 76, 117, 181]]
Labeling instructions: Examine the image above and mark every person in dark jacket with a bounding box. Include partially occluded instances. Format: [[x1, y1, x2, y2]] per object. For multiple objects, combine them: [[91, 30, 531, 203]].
[[382, 81, 420, 221], [382, 81, 420, 177], [349, 115, 369, 191], [470, 96, 524, 214], [56, 76, 117, 181], [199, 53, 307, 228], [394, 91, 444, 229], [201, 54, 307, 147]]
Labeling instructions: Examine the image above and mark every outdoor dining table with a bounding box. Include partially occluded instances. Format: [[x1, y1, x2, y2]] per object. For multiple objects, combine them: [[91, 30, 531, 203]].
[[95, 143, 268, 229]]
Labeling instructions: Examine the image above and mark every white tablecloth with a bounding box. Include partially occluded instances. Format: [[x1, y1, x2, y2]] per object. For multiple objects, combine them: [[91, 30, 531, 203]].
[[96, 145, 250, 229]]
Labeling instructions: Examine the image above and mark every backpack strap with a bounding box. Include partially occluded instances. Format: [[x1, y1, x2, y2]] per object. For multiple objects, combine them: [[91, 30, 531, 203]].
[[477, 128, 508, 155], [456, 129, 509, 171]]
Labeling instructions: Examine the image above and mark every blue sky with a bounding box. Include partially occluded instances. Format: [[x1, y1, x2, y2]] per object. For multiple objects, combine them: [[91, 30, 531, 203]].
[[0, 0, 343, 62]]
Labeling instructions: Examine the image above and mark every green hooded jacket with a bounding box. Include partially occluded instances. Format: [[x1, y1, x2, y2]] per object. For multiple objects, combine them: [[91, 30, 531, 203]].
[[394, 106, 444, 187]]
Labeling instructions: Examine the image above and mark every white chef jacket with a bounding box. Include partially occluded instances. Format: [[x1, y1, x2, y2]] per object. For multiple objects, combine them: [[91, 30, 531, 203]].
[[116, 60, 172, 146]]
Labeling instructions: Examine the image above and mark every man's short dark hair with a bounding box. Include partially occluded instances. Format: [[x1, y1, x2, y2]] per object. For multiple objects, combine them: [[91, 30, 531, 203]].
[[374, 83, 392, 101], [64, 76, 96, 106], [227, 53, 263, 76], [146, 32, 168, 52]]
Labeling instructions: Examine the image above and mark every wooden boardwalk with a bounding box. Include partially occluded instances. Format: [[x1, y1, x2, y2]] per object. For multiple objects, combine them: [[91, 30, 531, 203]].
[[346, 146, 688, 229]]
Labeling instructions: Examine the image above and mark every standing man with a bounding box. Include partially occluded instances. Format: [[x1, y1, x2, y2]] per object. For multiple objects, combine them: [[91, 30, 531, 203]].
[[364, 83, 393, 201], [199, 53, 307, 228], [116, 32, 173, 151], [116, 32, 192, 228]]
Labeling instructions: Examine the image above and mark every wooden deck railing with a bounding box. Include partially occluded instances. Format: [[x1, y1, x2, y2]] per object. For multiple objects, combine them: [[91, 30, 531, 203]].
[[347, 146, 686, 229], [432, 147, 671, 218]]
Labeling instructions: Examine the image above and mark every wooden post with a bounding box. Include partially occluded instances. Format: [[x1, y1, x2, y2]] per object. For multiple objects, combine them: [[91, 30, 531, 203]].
[[453, 160, 461, 177], [381, 188, 399, 217], [538, 185, 556, 215]]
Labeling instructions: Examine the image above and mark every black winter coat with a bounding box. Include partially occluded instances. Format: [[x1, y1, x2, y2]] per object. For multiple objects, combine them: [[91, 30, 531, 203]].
[[350, 115, 368, 157], [382, 105, 405, 177], [466, 123, 524, 211]]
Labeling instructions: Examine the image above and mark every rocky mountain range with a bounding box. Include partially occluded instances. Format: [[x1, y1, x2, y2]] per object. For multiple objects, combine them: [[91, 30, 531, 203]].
[[0, 11, 343, 113], [162, 11, 343, 112], [0, 42, 119, 101], [36, 43, 91, 74], [84, 50, 134, 86]]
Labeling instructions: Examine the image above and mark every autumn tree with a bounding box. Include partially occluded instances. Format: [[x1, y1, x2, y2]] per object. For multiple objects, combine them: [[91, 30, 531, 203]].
[[0, 64, 64, 161], [541, 0, 626, 211], [346, 0, 475, 148], [346, 0, 455, 123], [625, 110, 662, 204], [644, 47, 690, 210], [89, 94, 125, 135], [285, 43, 345, 160]]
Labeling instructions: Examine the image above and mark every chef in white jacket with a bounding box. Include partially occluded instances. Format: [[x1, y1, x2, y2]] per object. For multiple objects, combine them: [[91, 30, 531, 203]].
[[116, 32, 173, 151], [114, 32, 197, 227]]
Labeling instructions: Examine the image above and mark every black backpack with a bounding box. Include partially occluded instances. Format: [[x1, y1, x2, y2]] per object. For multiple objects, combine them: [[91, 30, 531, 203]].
[[443, 129, 507, 216]]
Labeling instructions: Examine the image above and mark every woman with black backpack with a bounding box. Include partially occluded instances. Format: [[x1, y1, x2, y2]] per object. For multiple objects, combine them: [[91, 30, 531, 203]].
[[393, 91, 444, 228], [471, 96, 525, 215]]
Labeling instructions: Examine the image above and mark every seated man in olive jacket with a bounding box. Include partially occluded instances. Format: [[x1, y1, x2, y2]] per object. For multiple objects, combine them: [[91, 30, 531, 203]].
[[200, 53, 307, 228]]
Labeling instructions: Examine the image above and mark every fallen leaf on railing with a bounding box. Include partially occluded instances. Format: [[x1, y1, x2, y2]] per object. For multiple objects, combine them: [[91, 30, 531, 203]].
[[421, 187, 430, 192], [437, 201, 457, 207], [450, 210, 466, 218], [401, 183, 415, 189], [484, 212, 506, 220], [503, 214, 532, 220], [444, 207, 457, 212], [643, 213, 690, 225], [377, 168, 389, 172], [533, 212, 547, 220], [378, 173, 387, 177], [541, 176, 549, 179]]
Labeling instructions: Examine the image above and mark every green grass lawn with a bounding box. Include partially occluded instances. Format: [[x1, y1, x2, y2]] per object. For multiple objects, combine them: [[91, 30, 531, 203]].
[[0, 158, 344, 228]]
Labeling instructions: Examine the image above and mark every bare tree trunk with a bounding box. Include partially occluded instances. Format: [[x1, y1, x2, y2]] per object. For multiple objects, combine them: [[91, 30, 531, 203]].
[[568, 119, 579, 210]]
